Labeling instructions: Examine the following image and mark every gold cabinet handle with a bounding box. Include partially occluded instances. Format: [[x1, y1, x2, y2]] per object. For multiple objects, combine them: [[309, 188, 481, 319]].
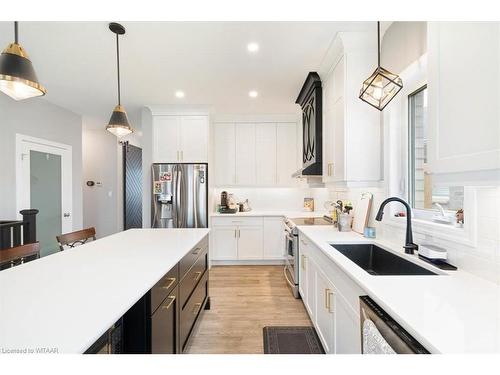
[[302, 255, 307, 270], [180, 150, 184, 161], [161, 277, 176, 290], [162, 295, 176, 310], [193, 302, 202, 315], [325, 289, 334, 313], [193, 271, 202, 281], [328, 291, 334, 313], [192, 247, 202, 255]]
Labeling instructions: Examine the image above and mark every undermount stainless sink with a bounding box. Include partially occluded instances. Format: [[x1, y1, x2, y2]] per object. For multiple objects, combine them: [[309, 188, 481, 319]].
[[331, 244, 439, 276]]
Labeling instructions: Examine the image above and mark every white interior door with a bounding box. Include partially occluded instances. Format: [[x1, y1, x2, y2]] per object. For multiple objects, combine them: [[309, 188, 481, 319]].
[[16, 134, 72, 256]]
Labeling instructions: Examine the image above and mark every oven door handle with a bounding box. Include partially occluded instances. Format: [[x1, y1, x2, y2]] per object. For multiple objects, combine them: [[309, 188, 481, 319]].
[[283, 266, 295, 289]]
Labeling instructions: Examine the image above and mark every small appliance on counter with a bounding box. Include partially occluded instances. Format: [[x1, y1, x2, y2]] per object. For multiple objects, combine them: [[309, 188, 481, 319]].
[[418, 243, 457, 271], [218, 191, 238, 214], [238, 199, 252, 212]]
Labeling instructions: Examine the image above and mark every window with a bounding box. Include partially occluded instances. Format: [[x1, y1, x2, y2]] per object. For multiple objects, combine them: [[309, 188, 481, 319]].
[[408, 86, 464, 213]]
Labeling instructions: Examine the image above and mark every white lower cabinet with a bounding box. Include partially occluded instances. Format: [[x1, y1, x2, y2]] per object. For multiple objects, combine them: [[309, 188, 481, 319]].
[[298, 234, 363, 354], [263, 217, 284, 259], [315, 268, 335, 353], [237, 226, 264, 260], [211, 216, 284, 261], [211, 226, 238, 260]]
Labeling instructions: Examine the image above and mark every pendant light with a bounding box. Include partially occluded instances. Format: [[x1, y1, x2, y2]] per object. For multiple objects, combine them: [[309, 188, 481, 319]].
[[106, 22, 133, 137], [0, 21, 46, 100], [359, 22, 403, 111]]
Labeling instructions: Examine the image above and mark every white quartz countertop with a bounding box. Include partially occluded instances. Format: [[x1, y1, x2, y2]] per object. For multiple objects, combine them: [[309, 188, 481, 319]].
[[210, 210, 328, 218], [297, 226, 500, 353], [0, 228, 210, 354]]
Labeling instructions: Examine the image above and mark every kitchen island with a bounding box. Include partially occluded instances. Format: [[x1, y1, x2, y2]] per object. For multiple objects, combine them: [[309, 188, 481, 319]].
[[0, 228, 210, 354]]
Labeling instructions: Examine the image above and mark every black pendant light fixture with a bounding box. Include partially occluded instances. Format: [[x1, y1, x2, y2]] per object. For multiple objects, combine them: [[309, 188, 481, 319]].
[[106, 22, 133, 137], [0, 21, 46, 100], [359, 22, 403, 111]]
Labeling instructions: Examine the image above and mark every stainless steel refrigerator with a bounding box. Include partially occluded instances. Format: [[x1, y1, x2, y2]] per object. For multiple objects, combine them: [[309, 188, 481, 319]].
[[151, 163, 208, 228]]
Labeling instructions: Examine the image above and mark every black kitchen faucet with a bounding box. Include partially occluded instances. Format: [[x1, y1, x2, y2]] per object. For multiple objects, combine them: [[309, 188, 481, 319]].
[[375, 197, 419, 255]]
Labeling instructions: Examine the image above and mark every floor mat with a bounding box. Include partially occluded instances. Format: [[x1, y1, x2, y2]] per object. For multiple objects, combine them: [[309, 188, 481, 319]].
[[263, 326, 325, 354]]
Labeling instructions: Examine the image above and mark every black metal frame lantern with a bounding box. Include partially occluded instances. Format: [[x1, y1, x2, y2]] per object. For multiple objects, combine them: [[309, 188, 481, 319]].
[[0, 21, 46, 101], [359, 22, 403, 111], [106, 22, 133, 137]]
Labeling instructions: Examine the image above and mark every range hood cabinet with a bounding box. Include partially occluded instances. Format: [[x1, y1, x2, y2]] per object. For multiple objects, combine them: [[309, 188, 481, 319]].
[[293, 72, 323, 178]]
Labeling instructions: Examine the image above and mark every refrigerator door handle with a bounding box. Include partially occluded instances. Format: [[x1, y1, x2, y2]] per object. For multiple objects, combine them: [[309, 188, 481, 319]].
[[176, 166, 183, 227], [171, 165, 178, 228]]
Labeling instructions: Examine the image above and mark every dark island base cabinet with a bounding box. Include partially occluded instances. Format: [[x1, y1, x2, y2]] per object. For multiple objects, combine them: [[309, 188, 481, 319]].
[[122, 235, 210, 354], [84, 319, 123, 354]]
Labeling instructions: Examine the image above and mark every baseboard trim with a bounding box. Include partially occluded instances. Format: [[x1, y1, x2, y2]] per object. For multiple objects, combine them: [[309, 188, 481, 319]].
[[210, 259, 286, 266]]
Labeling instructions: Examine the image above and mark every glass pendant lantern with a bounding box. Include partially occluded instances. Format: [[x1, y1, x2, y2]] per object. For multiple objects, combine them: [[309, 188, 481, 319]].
[[106, 22, 133, 137], [0, 21, 47, 100], [359, 22, 403, 111]]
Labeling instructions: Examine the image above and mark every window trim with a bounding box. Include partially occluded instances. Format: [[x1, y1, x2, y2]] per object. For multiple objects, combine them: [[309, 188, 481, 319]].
[[407, 84, 428, 210], [382, 54, 477, 247]]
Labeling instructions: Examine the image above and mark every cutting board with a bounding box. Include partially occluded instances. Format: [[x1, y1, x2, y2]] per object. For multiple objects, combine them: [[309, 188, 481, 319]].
[[352, 192, 373, 234]]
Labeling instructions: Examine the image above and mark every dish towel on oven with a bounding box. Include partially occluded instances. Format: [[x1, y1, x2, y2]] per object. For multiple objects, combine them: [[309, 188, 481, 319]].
[[362, 319, 396, 354]]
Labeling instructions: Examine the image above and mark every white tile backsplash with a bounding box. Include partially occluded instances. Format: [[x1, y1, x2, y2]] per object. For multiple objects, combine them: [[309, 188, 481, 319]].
[[328, 185, 500, 284], [211, 187, 330, 212]]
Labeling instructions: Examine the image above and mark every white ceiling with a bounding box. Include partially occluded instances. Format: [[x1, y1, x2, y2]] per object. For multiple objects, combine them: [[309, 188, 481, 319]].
[[0, 22, 373, 129]]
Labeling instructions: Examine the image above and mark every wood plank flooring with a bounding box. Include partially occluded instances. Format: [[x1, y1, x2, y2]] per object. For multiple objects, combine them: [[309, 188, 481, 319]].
[[184, 265, 311, 354]]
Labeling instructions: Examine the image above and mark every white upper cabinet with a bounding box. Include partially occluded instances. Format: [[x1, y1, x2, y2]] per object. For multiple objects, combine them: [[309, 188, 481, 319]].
[[213, 121, 298, 187], [152, 115, 209, 163], [321, 33, 381, 185], [179, 116, 209, 163], [276, 123, 299, 186], [235, 123, 257, 185], [153, 116, 180, 163], [256, 124, 277, 185], [214, 123, 236, 185], [427, 22, 500, 174]]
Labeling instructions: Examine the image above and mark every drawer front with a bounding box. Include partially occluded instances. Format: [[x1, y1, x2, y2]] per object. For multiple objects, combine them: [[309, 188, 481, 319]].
[[151, 286, 179, 354], [180, 247, 208, 308], [180, 235, 208, 278], [151, 264, 179, 314], [180, 271, 208, 350], [211, 216, 263, 227]]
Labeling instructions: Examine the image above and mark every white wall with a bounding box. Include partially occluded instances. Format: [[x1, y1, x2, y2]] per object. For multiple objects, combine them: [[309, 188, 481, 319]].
[[0, 95, 83, 229], [82, 122, 143, 237], [82, 128, 119, 237]]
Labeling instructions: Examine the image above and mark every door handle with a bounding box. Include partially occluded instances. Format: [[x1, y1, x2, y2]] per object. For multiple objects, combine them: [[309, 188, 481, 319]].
[[180, 150, 183, 161], [161, 277, 176, 290], [301, 255, 306, 270], [63, 212, 71, 217], [177, 150, 180, 161], [162, 296, 176, 310]]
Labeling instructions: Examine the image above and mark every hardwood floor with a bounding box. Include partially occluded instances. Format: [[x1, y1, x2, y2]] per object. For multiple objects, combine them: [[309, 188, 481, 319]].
[[184, 265, 311, 354]]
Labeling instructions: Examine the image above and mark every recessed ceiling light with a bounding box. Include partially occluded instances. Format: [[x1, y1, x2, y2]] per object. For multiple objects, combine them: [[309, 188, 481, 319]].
[[249, 90, 258, 98], [247, 42, 259, 53], [175, 90, 185, 98]]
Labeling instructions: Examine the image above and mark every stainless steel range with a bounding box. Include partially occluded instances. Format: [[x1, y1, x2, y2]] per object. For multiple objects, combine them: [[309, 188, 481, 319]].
[[283, 216, 332, 298]]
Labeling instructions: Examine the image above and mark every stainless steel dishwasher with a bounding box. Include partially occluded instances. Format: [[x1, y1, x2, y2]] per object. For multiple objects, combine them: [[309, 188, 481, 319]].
[[359, 296, 429, 354]]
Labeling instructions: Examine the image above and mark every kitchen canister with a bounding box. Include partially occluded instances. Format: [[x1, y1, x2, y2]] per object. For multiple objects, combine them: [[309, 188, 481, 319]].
[[338, 214, 352, 232]]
